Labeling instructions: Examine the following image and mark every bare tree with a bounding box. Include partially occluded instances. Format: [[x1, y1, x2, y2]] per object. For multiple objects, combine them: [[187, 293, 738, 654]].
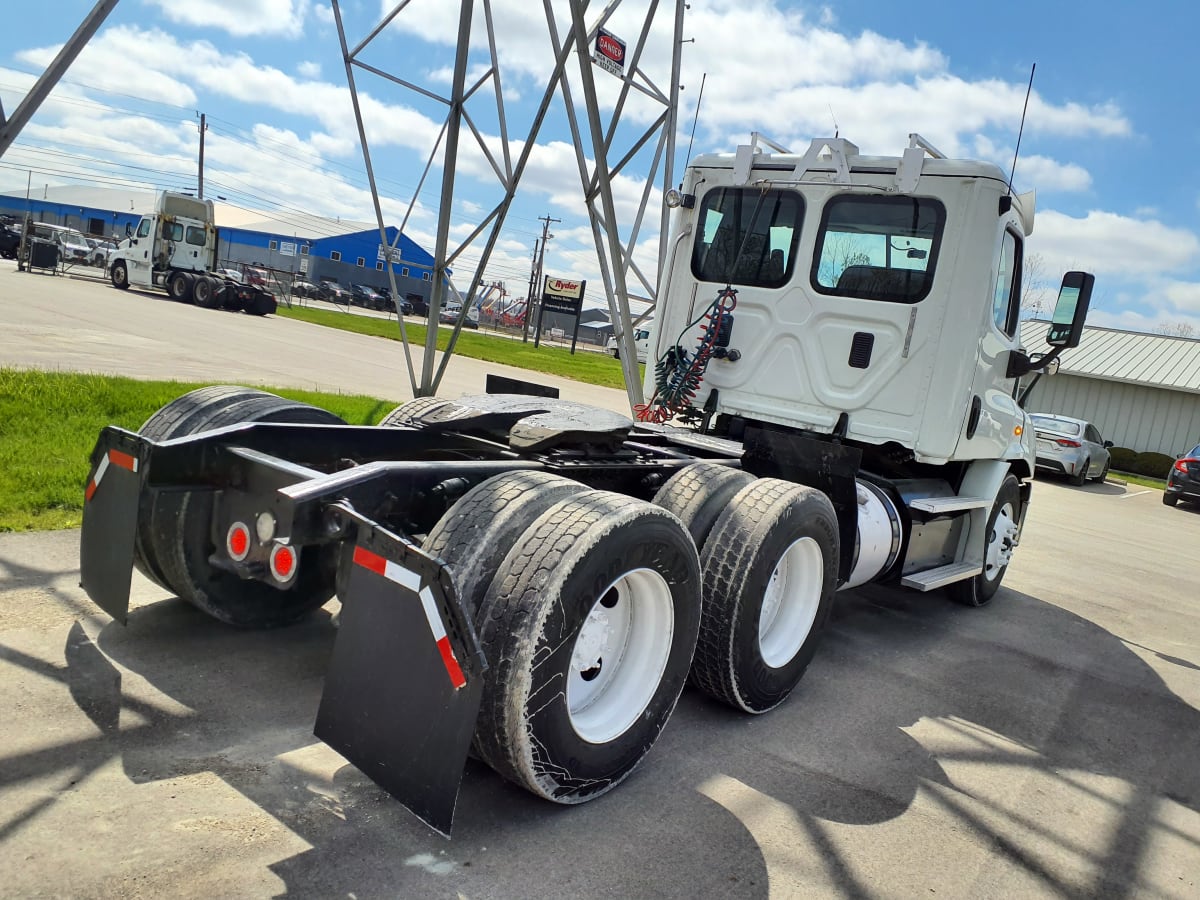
[[1020, 251, 1052, 318], [1153, 321, 1197, 338]]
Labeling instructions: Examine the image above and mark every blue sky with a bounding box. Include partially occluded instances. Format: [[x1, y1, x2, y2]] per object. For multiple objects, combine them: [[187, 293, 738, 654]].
[[1, 1, 1198, 331]]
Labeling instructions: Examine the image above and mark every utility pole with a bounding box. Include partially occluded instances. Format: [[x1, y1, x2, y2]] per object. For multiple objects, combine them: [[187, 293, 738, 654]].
[[196, 112, 207, 199], [523, 214, 559, 342], [522, 238, 539, 342]]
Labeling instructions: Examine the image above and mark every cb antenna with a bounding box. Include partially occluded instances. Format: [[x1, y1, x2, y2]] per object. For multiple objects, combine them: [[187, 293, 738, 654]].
[[682, 72, 706, 175], [1007, 63, 1036, 197]]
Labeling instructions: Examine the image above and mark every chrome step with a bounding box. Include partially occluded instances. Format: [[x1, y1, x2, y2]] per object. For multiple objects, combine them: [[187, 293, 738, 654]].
[[901, 562, 983, 591], [908, 496, 990, 514]]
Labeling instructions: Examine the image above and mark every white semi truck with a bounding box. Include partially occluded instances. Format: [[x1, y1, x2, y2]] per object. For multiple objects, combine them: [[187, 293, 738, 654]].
[[107, 191, 275, 315], [78, 134, 1091, 835]]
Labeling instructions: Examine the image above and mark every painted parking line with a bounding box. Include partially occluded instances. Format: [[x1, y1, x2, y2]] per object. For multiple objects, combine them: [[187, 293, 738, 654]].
[[1117, 490, 1153, 499]]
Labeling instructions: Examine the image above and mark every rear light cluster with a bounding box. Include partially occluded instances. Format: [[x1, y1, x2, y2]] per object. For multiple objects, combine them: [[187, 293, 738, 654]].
[[1175, 457, 1198, 474], [1054, 438, 1081, 448], [225, 518, 298, 584]]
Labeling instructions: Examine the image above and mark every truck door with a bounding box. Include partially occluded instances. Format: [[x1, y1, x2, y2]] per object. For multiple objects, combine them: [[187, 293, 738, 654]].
[[956, 225, 1024, 459], [126, 218, 154, 287]]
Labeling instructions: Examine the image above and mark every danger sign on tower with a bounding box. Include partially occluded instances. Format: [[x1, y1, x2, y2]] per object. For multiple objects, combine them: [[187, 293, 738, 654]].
[[593, 28, 626, 78]]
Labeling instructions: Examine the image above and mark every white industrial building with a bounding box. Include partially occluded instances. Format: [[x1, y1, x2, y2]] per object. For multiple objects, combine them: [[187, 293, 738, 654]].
[[1020, 321, 1200, 456]]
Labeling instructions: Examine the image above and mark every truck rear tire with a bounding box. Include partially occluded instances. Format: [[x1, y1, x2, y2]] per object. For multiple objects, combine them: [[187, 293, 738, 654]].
[[192, 275, 219, 308], [379, 396, 456, 427], [473, 491, 701, 803], [110, 260, 129, 290], [422, 471, 586, 620], [689, 478, 839, 714], [949, 474, 1021, 608], [167, 271, 193, 302], [133, 386, 345, 627], [652, 462, 755, 549]]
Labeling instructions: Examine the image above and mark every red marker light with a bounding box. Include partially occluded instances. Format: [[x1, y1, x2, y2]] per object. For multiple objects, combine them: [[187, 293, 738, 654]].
[[270, 544, 297, 581], [226, 522, 251, 561]]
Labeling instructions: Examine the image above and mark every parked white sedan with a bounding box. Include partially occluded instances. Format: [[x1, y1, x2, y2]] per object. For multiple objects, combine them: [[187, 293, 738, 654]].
[[1030, 413, 1112, 486]]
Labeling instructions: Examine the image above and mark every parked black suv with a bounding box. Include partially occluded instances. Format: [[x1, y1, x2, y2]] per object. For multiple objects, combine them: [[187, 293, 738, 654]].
[[0, 224, 21, 259], [375, 286, 413, 315], [350, 283, 387, 310], [1163, 443, 1200, 507]]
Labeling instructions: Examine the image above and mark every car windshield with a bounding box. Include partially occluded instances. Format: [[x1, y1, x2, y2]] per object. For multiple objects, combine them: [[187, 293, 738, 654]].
[[1030, 415, 1081, 436]]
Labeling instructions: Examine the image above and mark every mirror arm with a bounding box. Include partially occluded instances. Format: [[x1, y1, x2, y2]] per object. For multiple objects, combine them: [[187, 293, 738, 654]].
[[1008, 345, 1064, 380]]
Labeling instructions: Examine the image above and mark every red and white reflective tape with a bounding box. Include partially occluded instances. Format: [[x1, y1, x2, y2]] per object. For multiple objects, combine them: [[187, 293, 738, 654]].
[[85, 449, 139, 502], [352, 546, 467, 690]]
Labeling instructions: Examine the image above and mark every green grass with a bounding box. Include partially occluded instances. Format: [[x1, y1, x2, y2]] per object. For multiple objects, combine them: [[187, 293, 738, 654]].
[[1109, 470, 1167, 490], [0, 369, 391, 533], [276, 305, 641, 390]]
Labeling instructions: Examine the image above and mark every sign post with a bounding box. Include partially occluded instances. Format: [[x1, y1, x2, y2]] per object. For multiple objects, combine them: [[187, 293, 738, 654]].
[[534, 275, 586, 352]]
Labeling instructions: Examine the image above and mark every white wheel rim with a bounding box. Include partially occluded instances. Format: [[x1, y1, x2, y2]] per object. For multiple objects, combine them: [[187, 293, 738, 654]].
[[985, 503, 1018, 581], [758, 537, 823, 669], [567, 567, 674, 744]]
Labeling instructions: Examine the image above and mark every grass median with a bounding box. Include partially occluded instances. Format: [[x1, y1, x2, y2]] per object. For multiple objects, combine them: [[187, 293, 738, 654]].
[[275, 305, 639, 391], [0, 368, 390, 533]]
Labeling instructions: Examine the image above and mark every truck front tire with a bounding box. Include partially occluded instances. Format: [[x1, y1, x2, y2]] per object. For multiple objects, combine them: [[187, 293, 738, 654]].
[[472, 491, 701, 803], [110, 260, 129, 290], [949, 474, 1021, 608], [689, 478, 839, 714]]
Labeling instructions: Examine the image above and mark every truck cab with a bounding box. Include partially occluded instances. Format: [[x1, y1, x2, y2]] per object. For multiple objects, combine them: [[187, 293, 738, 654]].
[[653, 134, 1037, 470], [111, 192, 217, 290]]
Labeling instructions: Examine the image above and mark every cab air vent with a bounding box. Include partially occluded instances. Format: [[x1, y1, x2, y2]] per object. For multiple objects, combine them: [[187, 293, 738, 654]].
[[849, 332, 874, 368]]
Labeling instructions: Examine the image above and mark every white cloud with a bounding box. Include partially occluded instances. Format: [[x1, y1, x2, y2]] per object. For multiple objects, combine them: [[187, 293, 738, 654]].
[[145, 0, 312, 38], [297, 60, 322, 79], [1032, 210, 1200, 278]]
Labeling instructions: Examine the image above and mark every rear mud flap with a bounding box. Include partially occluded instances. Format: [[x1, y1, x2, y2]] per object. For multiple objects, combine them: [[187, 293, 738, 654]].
[[315, 528, 486, 837], [79, 430, 145, 624]]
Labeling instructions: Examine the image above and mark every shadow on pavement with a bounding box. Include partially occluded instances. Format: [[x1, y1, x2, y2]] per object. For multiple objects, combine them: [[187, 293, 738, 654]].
[[2, 575, 1197, 898]]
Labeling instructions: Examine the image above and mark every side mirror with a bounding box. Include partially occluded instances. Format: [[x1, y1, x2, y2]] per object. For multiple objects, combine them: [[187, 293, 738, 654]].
[[1045, 271, 1094, 348], [1104, 440, 1114, 448]]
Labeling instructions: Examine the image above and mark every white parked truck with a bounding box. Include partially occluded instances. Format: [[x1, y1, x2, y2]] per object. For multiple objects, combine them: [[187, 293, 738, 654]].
[[607, 324, 651, 362], [107, 191, 275, 315], [78, 134, 1091, 835]]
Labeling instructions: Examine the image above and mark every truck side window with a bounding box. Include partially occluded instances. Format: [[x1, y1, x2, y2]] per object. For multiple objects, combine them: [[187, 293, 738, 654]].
[[811, 195, 944, 303], [136, 219, 152, 238], [185, 226, 206, 246], [166, 223, 184, 242], [992, 229, 1022, 337], [691, 188, 802, 289]]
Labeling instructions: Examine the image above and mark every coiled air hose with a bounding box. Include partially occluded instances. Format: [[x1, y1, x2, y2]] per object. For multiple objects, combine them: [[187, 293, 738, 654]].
[[635, 287, 737, 424]]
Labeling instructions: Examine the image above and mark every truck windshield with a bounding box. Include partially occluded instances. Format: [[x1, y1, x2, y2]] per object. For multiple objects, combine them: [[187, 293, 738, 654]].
[[811, 195, 944, 304], [691, 188, 802, 289]]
